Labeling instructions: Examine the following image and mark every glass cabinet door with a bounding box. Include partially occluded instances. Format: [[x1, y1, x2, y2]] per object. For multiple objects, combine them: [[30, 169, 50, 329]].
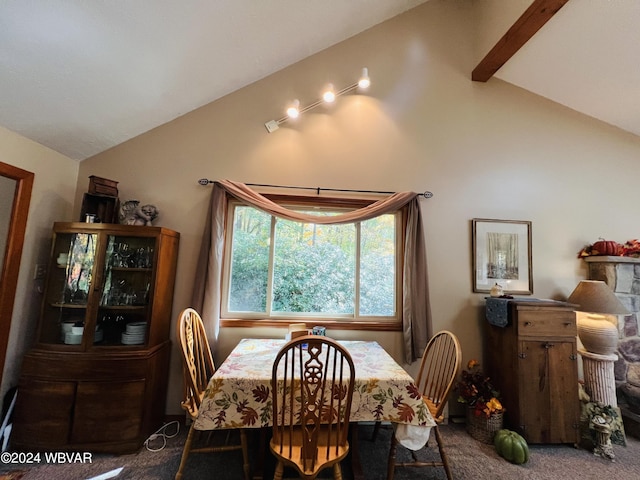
[[97, 235, 155, 346], [40, 229, 158, 348], [41, 232, 97, 345]]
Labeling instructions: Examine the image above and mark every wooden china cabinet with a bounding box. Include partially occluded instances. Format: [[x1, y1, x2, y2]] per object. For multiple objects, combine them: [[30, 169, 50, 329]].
[[485, 299, 580, 445], [12, 222, 179, 453]]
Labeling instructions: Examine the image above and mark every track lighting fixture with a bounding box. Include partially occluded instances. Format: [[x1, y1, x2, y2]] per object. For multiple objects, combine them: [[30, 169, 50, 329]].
[[264, 67, 370, 133]]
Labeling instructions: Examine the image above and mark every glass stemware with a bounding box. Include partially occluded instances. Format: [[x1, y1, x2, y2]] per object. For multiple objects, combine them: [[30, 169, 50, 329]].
[[110, 242, 132, 267]]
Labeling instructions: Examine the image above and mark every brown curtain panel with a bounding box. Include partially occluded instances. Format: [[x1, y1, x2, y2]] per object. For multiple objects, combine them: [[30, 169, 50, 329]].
[[192, 179, 431, 363]]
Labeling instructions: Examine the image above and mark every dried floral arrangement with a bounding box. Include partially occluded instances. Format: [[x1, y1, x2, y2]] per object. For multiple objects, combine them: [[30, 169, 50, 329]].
[[455, 360, 504, 418]]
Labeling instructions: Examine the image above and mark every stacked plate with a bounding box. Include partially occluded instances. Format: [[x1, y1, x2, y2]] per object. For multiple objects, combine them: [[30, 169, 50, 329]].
[[61, 321, 76, 342], [64, 332, 82, 345], [121, 321, 147, 345]]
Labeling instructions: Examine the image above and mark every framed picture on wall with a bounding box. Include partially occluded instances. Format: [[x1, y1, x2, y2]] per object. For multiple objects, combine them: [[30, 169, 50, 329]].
[[472, 218, 532, 295]]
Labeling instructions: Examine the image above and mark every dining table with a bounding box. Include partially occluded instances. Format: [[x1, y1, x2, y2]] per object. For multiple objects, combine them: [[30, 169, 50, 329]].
[[194, 338, 435, 479]]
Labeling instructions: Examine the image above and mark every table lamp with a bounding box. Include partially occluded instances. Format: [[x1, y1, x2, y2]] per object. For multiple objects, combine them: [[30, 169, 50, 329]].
[[567, 280, 629, 356], [567, 279, 629, 410]]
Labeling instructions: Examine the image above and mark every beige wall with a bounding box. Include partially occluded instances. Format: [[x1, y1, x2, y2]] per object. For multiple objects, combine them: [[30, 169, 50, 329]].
[[0, 126, 78, 397], [76, 0, 640, 415], [473, 0, 533, 59]]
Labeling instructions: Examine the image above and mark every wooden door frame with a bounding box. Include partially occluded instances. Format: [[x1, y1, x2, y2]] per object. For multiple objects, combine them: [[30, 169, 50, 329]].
[[0, 162, 34, 385]]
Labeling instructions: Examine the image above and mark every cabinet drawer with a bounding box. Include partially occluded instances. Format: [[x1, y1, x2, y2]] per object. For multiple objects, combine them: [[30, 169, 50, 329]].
[[517, 310, 576, 337]]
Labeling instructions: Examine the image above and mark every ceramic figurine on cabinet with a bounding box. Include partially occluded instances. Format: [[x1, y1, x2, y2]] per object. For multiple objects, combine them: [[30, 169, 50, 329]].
[[490, 283, 504, 297], [119, 200, 139, 224], [119, 200, 159, 226], [133, 204, 159, 226]]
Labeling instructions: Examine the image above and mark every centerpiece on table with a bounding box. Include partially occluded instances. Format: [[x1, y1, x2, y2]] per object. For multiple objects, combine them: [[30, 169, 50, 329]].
[[456, 359, 505, 443]]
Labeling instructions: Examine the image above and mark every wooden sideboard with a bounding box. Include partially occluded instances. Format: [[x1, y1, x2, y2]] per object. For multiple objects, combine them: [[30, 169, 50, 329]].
[[485, 299, 580, 444]]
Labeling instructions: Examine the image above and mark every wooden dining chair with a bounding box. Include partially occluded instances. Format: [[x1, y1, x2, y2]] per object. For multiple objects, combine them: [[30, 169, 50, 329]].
[[174, 308, 250, 480], [270, 335, 356, 480], [386, 330, 462, 480]]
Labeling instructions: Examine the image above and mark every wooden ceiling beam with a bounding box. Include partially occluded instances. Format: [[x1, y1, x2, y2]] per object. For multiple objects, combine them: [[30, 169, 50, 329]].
[[472, 0, 571, 82]]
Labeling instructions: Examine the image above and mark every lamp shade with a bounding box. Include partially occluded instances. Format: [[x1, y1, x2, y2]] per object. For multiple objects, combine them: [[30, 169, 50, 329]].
[[567, 280, 630, 315]]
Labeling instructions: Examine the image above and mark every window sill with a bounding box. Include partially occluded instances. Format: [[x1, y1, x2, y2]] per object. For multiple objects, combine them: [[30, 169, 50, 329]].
[[219, 318, 402, 331]]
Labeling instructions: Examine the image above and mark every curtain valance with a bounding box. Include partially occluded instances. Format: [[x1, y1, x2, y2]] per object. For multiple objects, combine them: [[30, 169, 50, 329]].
[[215, 179, 418, 224]]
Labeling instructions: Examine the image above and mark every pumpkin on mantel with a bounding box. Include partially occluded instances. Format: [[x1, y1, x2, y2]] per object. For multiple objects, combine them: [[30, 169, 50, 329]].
[[578, 238, 623, 258], [591, 239, 623, 256]]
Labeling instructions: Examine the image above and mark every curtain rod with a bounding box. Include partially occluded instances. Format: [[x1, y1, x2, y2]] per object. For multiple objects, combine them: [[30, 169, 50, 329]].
[[197, 179, 433, 198]]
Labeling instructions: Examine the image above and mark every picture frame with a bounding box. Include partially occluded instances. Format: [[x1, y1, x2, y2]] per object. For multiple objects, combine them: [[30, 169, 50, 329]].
[[472, 218, 532, 295]]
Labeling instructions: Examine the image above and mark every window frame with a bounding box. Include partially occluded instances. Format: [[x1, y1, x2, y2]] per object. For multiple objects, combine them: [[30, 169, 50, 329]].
[[219, 194, 406, 331]]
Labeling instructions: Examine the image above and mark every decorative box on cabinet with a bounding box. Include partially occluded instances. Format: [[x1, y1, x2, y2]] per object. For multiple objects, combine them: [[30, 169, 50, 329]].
[[12, 222, 179, 453], [485, 299, 580, 444]]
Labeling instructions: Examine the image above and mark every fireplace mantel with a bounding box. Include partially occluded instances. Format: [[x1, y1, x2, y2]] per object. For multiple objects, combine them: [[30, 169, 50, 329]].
[[585, 256, 640, 264]]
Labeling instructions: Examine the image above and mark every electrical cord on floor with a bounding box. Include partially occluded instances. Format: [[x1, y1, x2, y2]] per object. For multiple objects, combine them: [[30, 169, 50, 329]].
[[143, 420, 180, 452]]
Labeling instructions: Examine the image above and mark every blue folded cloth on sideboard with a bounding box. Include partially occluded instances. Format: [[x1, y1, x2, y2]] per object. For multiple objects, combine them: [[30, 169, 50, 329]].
[[485, 297, 511, 327], [486, 297, 551, 327]]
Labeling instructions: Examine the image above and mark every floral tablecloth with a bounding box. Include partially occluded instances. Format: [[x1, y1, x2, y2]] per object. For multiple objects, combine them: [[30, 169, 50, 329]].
[[194, 338, 436, 431]]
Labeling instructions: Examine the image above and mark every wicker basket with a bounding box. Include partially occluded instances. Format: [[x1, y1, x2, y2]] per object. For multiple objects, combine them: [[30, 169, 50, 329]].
[[466, 407, 504, 444]]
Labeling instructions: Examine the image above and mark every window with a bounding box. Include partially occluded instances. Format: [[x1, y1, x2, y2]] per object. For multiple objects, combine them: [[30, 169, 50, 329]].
[[221, 197, 402, 324]]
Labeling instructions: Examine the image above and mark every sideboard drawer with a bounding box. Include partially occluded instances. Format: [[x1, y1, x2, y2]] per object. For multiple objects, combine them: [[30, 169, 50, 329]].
[[517, 310, 576, 337]]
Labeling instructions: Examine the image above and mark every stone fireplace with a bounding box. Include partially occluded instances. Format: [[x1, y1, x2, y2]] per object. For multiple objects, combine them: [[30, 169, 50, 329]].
[[585, 256, 640, 434]]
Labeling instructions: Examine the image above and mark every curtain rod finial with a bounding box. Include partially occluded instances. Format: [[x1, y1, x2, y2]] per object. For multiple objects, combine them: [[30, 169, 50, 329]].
[[198, 178, 211, 186], [422, 191, 433, 198]]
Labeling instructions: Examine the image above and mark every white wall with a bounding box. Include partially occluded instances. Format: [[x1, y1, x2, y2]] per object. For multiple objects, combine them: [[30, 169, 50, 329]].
[[0, 126, 78, 398], [76, 0, 640, 415]]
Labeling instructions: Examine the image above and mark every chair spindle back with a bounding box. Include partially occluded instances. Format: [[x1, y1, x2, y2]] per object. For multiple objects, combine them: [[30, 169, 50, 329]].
[[177, 308, 215, 419], [414, 330, 462, 422], [271, 335, 355, 474]]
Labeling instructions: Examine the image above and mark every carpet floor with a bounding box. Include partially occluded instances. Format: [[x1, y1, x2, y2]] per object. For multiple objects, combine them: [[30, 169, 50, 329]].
[[1, 421, 639, 480]]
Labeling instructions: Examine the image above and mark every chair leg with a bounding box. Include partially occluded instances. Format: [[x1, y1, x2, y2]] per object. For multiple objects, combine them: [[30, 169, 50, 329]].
[[333, 462, 343, 480], [434, 426, 453, 480], [386, 430, 398, 480], [240, 430, 250, 480], [274, 460, 284, 480], [175, 423, 196, 480]]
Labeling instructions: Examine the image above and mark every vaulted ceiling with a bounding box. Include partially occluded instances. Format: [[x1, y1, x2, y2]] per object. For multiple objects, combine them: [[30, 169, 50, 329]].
[[0, 0, 638, 161]]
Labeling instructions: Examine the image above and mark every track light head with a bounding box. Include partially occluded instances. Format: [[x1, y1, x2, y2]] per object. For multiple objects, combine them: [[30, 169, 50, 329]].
[[322, 84, 336, 103], [286, 99, 300, 119], [358, 67, 370, 89]]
